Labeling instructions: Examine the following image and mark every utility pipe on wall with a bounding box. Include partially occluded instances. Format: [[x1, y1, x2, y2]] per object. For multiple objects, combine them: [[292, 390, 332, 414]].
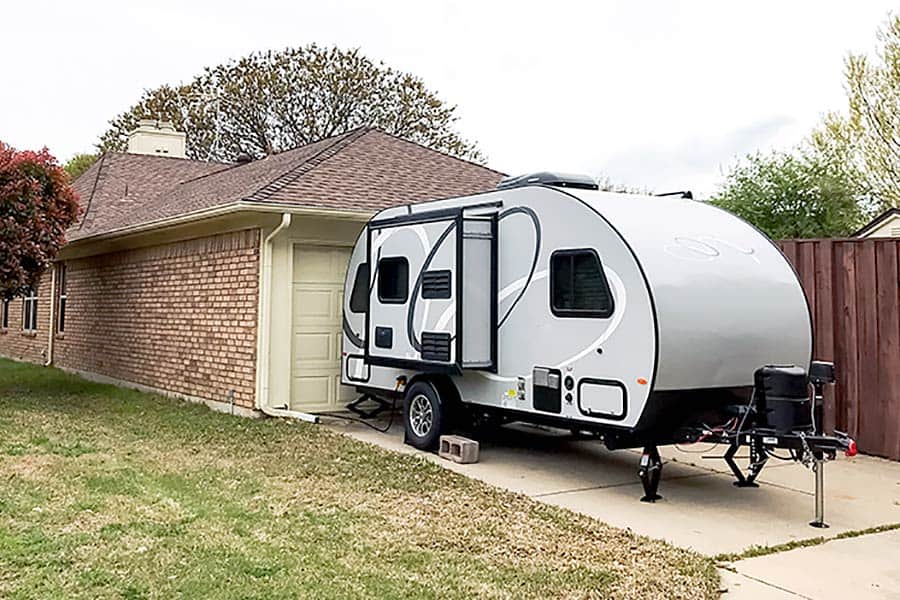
[[256, 213, 319, 424]]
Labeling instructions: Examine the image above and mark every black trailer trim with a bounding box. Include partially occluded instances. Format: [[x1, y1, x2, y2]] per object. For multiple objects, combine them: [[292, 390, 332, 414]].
[[363, 225, 373, 364], [489, 212, 499, 372], [344, 353, 371, 383], [366, 355, 462, 375], [576, 378, 627, 420], [368, 200, 503, 228], [454, 212, 464, 371], [477, 405, 634, 437]]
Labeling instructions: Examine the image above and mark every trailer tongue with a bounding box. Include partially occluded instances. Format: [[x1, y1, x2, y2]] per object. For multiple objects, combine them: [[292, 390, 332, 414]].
[[639, 360, 857, 528]]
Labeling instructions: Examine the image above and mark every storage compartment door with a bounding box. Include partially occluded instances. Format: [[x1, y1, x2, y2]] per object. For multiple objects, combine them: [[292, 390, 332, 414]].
[[577, 379, 627, 420]]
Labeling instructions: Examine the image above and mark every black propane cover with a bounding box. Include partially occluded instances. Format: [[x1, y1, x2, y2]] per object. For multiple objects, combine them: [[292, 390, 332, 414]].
[[753, 365, 812, 433]]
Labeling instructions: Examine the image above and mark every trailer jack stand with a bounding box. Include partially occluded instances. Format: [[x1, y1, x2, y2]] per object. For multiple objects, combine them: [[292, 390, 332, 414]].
[[809, 459, 829, 528], [346, 394, 391, 419], [638, 445, 663, 502], [723, 439, 767, 488]]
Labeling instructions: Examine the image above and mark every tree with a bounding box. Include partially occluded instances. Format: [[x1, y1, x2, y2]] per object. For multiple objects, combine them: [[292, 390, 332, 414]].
[[708, 148, 866, 239], [813, 13, 900, 210], [98, 45, 483, 163], [63, 152, 99, 181], [0, 142, 81, 300]]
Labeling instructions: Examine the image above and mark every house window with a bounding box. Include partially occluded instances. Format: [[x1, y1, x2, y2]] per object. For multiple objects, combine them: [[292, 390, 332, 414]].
[[349, 263, 370, 313], [377, 257, 409, 304], [22, 288, 38, 332], [57, 264, 67, 333], [1, 299, 9, 329], [550, 249, 614, 318]]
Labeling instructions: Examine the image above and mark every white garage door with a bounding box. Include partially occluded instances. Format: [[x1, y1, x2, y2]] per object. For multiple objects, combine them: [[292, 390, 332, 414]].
[[291, 244, 355, 412]]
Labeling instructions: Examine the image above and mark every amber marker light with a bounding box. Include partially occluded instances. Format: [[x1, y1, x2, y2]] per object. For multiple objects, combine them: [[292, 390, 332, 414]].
[[637, 378, 648, 385]]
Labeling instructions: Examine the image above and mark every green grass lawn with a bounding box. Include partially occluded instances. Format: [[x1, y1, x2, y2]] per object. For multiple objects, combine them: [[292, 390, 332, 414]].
[[0, 359, 718, 599]]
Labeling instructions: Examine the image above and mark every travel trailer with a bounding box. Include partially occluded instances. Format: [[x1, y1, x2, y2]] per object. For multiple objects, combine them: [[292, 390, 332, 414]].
[[340, 173, 855, 522]]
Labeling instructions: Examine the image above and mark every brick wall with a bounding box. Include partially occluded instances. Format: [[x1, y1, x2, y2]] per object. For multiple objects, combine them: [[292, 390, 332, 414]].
[[0, 276, 53, 362], [0, 229, 261, 408]]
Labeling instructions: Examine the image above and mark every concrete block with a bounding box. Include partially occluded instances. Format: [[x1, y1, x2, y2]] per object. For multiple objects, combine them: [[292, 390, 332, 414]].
[[439, 435, 479, 464]]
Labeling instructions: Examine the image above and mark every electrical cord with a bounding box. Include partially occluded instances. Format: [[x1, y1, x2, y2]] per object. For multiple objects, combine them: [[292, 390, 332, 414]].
[[674, 417, 737, 453], [319, 400, 398, 433], [763, 447, 795, 461], [313, 378, 403, 433], [673, 441, 721, 454], [735, 388, 756, 438]]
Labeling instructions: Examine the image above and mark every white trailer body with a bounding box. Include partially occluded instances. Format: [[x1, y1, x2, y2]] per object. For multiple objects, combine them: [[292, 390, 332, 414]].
[[340, 180, 812, 448]]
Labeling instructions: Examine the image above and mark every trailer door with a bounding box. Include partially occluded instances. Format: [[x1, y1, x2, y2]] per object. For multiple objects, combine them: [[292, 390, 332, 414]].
[[365, 206, 497, 372]]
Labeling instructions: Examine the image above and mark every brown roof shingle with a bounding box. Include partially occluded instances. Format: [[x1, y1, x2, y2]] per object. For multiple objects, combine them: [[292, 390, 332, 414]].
[[69, 128, 504, 241], [71, 153, 229, 238]]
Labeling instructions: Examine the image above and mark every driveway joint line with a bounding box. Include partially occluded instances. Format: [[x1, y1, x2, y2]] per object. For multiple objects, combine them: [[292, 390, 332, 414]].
[[729, 569, 813, 599], [531, 472, 716, 497], [664, 458, 815, 496]]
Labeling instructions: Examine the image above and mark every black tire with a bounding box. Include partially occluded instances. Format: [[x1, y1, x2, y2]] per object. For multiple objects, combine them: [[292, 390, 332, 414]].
[[403, 380, 445, 450]]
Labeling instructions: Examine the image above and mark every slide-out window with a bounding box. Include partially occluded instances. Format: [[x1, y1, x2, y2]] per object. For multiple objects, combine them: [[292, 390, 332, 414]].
[[377, 257, 409, 304], [349, 263, 369, 313], [550, 249, 614, 318]]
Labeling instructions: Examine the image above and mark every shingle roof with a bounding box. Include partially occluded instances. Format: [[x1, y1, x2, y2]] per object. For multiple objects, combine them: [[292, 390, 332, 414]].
[[71, 153, 228, 237], [69, 128, 504, 241]]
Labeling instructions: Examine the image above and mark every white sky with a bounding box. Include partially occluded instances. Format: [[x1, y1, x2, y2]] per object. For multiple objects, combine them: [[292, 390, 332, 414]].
[[1, 1, 895, 197]]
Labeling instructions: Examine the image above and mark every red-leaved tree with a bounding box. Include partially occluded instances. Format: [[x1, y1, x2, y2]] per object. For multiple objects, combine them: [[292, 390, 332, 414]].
[[0, 142, 81, 300]]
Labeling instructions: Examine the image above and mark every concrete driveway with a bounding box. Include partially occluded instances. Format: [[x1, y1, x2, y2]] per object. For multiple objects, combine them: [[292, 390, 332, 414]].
[[326, 415, 900, 599]]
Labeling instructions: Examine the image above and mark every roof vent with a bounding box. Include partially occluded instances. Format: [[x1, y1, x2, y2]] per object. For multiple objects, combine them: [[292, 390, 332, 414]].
[[496, 172, 599, 191], [234, 153, 254, 164], [126, 119, 186, 158]]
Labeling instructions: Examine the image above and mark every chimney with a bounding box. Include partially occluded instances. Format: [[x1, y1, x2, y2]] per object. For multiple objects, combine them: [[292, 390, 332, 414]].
[[126, 119, 186, 158]]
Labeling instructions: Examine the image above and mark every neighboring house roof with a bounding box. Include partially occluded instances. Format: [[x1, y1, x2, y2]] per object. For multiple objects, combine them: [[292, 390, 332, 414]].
[[70, 128, 504, 241], [854, 207, 900, 238]]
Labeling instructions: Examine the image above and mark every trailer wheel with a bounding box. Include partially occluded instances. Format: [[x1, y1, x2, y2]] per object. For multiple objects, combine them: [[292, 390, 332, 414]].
[[403, 380, 445, 450]]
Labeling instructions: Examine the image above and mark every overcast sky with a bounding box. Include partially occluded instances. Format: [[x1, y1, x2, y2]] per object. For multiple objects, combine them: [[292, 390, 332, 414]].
[[1, 1, 895, 197]]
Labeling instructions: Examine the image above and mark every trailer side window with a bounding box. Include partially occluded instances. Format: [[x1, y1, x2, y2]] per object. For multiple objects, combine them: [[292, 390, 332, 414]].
[[377, 257, 409, 304], [349, 263, 369, 313], [550, 249, 614, 318]]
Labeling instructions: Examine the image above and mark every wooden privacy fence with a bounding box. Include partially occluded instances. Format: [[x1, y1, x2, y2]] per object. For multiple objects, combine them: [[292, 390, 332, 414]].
[[777, 238, 900, 460]]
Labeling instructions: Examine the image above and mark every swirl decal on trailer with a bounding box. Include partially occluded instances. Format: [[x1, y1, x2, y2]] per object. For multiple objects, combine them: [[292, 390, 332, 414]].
[[496, 206, 541, 327], [406, 221, 457, 352], [476, 267, 627, 383]]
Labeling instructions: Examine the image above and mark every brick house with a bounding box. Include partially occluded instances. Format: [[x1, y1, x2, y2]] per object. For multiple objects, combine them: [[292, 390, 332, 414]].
[[0, 124, 503, 417]]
